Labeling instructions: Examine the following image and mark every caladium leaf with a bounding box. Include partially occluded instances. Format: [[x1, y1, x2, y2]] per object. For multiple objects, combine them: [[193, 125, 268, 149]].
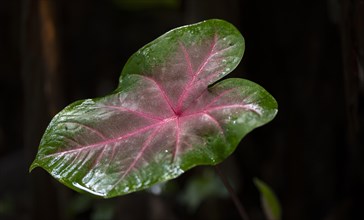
[[30, 19, 277, 198]]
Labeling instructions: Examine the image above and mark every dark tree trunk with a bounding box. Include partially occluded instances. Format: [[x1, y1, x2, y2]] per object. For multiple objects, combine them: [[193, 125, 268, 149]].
[[339, 0, 364, 218], [21, 0, 66, 219]]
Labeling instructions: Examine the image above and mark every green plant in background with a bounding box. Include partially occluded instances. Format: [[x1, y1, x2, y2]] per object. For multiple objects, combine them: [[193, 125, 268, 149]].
[[30, 19, 278, 219], [254, 178, 282, 220], [179, 168, 229, 212]]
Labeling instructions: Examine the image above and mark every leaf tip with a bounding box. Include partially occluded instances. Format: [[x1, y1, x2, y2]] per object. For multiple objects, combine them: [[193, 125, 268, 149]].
[[29, 160, 39, 173], [253, 177, 282, 220]]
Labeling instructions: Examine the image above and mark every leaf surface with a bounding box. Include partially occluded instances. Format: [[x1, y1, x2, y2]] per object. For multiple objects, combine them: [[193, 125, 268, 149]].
[[30, 19, 278, 198]]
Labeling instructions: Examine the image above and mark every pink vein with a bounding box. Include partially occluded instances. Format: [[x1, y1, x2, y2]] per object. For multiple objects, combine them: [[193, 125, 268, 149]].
[[61, 150, 82, 174], [203, 113, 224, 134], [191, 43, 236, 87], [102, 105, 163, 121], [209, 44, 236, 58], [178, 88, 236, 117], [194, 34, 219, 78], [172, 117, 180, 162], [181, 104, 260, 120], [206, 104, 262, 115], [112, 126, 162, 188], [138, 75, 177, 114], [108, 145, 117, 167], [45, 120, 167, 158], [176, 34, 218, 113], [179, 41, 194, 77], [91, 145, 107, 169], [203, 69, 223, 84], [65, 121, 107, 139], [177, 112, 224, 136], [59, 135, 80, 147], [183, 69, 225, 106], [202, 89, 237, 110]]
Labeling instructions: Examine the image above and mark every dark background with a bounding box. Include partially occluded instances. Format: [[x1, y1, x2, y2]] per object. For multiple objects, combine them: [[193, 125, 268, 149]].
[[1, 0, 363, 219]]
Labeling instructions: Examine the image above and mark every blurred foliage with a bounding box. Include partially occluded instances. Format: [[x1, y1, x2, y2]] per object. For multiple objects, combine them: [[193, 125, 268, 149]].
[[67, 194, 116, 220], [147, 180, 180, 195], [254, 178, 282, 220], [67, 194, 93, 217], [91, 201, 115, 220], [0, 194, 15, 217], [112, 0, 181, 10], [178, 168, 229, 212]]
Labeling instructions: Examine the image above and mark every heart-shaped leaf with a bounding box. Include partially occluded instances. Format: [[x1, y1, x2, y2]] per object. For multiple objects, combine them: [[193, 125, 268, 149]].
[[30, 19, 278, 198]]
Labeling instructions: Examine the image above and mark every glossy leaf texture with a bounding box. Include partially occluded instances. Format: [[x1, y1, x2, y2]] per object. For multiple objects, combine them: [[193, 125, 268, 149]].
[[30, 19, 278, 198]]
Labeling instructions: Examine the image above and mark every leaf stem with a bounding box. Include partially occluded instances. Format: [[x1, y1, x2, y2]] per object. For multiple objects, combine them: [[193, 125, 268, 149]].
[[214, 165, 251, 220]]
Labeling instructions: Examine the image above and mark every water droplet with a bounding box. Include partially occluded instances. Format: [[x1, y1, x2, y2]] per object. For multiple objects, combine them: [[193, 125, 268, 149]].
[[149, 183, 164, 195]]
